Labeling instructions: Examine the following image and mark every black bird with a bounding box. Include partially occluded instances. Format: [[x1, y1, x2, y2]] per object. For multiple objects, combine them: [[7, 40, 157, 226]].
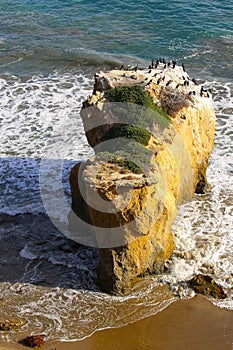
[[156, 59, 159, 65], [172, 59, 176, 69], [164, 64, 167, 69], [162, 58, 166, 64], [148, 64, 152, 69], [134, 64, 138, 72], [189, 91, 196, 96], [182, 76, 186, 80], [182, 63, 185, 72], [166, 80, 172, 86], [176, 84, 180, 89], [148, 69, 152, 73], [145, 79, 152, 86], [180, 115, 186, 120], [167, 61, 171, 67], [162, 76, 165, 81], [154, 63, 158, 69], [151, 59, 154, 68], [192, 78, 197, 85], [119, 64, 124, 70], [157, 77, 162, 84], [159, 58, 163, 63]]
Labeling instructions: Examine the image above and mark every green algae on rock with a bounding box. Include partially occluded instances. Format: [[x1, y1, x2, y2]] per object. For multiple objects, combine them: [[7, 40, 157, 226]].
[[0, 319, 26, 331]]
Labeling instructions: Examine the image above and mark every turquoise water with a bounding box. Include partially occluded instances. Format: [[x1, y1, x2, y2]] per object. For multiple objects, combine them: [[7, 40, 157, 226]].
[[0, 0, 232, 78], [0, 0, 232, 344]]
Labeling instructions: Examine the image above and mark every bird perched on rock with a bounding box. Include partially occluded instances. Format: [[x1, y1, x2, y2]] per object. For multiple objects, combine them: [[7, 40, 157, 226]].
[[200, 86, 205, 97], [145, 79, 152, 86], [166, 79, 172, 86], [189, 91, 196, 96], [172, 60, 176, 69], [182, 63, 185, 72]]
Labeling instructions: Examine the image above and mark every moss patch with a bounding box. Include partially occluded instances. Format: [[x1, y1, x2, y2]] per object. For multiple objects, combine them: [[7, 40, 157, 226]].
[[104, 85, 170, 129], [101, 124, 151, 146], [97, 143, 152, 174]]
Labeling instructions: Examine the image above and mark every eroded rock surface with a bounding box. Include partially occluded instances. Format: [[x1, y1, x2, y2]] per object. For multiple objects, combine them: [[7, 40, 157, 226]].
[[189, 274, 227, 299], [69, 62, 216, 294]]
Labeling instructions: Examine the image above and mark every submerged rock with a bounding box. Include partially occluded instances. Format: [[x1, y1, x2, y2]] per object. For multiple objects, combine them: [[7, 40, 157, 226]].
[[69, 62, 216, 294], [21, 334, 44, 348], [188, 274, 227, 299], [0, 320, 25, 331]]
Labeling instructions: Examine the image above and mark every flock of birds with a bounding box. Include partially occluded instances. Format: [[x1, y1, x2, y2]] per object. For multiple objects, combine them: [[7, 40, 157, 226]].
[[117, 58, 212, 98]]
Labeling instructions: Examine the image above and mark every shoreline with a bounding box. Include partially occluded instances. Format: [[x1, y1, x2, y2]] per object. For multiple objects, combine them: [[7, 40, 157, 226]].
[[1, 295, 232, 350]]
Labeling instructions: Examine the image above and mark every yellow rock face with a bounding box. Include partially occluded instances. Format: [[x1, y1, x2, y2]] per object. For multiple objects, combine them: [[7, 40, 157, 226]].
[[69, 64, 216, 294]]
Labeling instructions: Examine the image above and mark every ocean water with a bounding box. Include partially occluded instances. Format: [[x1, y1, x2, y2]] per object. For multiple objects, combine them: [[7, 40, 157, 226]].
[[0, 0, 232, 344]]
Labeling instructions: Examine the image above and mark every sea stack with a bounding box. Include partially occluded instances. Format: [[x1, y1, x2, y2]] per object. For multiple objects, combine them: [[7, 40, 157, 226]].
[[69, 62, 216, 295]]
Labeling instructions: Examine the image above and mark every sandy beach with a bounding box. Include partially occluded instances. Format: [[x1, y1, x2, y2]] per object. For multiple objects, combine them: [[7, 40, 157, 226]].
[[1, 295, 232, 350]]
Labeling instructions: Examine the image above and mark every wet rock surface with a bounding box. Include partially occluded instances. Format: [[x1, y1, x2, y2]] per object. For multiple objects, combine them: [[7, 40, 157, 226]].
[[21, 334, 44, 348], [189, 274, 227, 299]]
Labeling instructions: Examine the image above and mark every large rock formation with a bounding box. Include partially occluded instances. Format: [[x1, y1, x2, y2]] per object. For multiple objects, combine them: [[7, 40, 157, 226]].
[[69, 62, 216, 294]]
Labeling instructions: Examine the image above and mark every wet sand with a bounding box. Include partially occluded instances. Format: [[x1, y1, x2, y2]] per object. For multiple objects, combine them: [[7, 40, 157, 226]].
[[1, 295, 232, 350]]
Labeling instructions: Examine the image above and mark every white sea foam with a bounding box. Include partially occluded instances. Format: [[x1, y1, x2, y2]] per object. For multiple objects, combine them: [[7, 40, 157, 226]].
[[0, 280, 175, 344], [0, 72, 93, 159], [0, 72, 94, 214]]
